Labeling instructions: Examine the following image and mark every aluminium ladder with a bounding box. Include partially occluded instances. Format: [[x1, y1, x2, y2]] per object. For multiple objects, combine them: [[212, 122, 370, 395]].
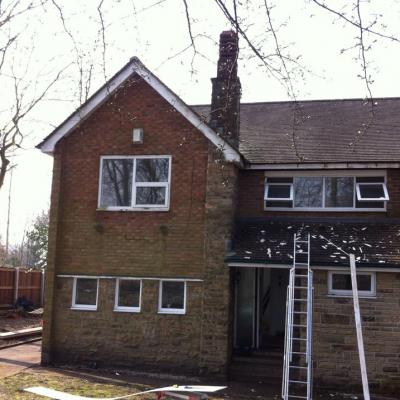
[[282, 233, 314, 400]]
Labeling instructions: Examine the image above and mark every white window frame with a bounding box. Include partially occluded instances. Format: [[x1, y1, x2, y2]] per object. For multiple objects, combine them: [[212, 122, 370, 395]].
[[264, 183, 293, 201], [158, 280, 187, 315], [264, 170, 387, 212], [114, 278, 142, 313], [98, 155, 172, 211], [327, 271, 376, 298], [71, 277, 99, 311], [356, 182, 389, 201]]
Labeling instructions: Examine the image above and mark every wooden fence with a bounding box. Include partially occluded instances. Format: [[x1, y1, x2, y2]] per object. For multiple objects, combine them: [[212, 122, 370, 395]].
[[0, 267, 44, 308]]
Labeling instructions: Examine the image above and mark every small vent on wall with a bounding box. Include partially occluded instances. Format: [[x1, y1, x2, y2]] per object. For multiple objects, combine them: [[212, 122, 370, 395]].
[[133, 128, 144, 144]]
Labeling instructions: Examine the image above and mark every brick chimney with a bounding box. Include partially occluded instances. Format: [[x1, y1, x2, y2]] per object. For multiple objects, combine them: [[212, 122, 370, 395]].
[[210, 30, 241, 148]]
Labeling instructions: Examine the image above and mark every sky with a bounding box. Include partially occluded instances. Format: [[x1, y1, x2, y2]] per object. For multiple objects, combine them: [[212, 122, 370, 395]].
[[1, 0, 399, 245]]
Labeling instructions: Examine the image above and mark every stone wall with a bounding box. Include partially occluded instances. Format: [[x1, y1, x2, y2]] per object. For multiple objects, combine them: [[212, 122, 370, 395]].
[[51, 277, 203, 372], [313, 270, 400, 393], [199, 148, 238, 376]]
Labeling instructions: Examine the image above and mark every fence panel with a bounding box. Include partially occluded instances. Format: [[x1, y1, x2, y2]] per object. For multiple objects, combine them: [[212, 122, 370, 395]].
[[0, 269, 15, 307], [0, 268, 43, 308]]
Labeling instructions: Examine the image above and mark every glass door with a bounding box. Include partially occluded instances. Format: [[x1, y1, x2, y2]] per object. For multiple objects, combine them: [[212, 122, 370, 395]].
[[234, 268, 257, 349]]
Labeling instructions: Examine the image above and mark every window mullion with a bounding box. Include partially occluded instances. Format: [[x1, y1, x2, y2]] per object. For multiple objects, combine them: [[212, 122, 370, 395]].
[[132, 158, 137, 207]]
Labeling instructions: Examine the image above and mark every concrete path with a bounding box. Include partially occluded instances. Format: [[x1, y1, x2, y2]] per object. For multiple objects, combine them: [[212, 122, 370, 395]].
[[0, 341, 41, 378]]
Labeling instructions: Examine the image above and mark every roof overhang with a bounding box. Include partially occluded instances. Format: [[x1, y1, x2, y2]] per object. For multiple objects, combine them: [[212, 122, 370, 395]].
[[227, 261, 400, 272], [38, 57, 242, 164], [245, 162, 400, 170]]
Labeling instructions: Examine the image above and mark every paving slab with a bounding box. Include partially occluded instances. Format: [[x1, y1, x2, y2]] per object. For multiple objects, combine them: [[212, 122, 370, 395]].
[[0, 340, 41, 378]]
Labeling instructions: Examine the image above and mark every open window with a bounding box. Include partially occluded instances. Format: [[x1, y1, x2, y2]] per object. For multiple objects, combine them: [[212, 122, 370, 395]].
[[72, 277, 99, 310], [264, 183, 293, 201], [265, 172, 389, 211], [328, 271, 376, 297], [356, 182, 389, 201]]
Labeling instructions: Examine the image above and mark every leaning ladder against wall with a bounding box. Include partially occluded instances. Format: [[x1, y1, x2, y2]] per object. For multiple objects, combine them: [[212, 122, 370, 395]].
[[282, 233, 314, 400]]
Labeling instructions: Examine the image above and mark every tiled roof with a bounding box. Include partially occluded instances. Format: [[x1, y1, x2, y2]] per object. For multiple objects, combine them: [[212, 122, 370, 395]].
[[228, 217, 400, 268], [192, 98, 400, 164]]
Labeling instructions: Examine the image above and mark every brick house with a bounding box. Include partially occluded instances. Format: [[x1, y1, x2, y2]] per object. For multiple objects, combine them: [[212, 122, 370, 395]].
[[39, 30, 400, 394]]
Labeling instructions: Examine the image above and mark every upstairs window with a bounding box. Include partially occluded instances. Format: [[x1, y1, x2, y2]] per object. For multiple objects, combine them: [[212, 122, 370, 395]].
[[264, 172, 388, 211], [99, 156, 171, 210]]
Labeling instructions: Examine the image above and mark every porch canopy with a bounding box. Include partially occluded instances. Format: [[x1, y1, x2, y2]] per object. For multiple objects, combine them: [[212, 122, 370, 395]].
[[227, 217, 400, 268]]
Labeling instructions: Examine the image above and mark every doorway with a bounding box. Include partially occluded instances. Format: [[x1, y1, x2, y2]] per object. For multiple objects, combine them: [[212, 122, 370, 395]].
[[234, 267, 289, 351]]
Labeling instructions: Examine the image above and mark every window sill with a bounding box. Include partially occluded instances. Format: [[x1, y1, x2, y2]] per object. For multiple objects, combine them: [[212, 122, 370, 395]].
[[114, 307, 141, 313], [158, 309, 186, 315], [264, 208, 386, 212], [96, 207, 169, 212], [327, 294, 376, 299], [71, 306, 97, 311]]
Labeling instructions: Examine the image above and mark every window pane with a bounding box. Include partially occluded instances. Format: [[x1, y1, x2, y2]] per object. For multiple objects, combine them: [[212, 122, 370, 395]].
[[136, 187, 166, 205], [325, 177, 354, 207], [136, 158, 169, 182], [356, 176, 385, 183], [294, 177, 323, 207], [356, 200, 384, 209], [267, 184, 291, 199], [332, 274, 371, 291], [100, 159, 133, 207], [161, 281, 184, 309], [358, 184, 385, 199], [267, 177, 293, 183], [266, 200, 293, 208], [118, 280, 140, 308], [75, 279, 97, 305]]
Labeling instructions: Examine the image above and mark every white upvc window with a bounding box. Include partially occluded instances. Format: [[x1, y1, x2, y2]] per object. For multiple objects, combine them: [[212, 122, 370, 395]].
[[114, 278, 142, 313], [98, 155, 171, 211], [264, 183, 293, 201], [72, 277, 99, 310], [158, 280, 186, 315], [356, 182, 389, 201], [327, 271, 376, 297], [264, 170, 388, 211]]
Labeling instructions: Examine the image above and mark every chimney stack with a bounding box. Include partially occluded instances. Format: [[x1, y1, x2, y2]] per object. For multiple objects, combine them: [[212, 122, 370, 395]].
[[210, 30, 241, 148]]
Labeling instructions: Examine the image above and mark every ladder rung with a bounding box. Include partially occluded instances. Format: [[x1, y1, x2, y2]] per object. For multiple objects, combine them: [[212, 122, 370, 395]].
[[296, 240, 309, 244], [293, 299, 307, 302], [288, 396, 307, 399], [295, 274, 308, 278], [294, 286, 308, 289], [295, 262, 308, 265], [293, 311, 307, 314], [295, 251, 308, 254], [292, 338, 307, 341], [289, 380, 308, 384], [290, 366, 308, 369], [293, 324, 307, 328], [292, 352, 307, 355]]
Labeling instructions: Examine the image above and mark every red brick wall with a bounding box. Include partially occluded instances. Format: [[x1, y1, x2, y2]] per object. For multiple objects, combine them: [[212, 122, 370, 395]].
[[237, 169, 400, 218], [55, 74, 209, 277]]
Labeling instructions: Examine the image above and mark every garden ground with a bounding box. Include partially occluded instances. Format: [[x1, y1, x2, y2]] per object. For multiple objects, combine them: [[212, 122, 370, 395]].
[[0, 342, 397, 400]]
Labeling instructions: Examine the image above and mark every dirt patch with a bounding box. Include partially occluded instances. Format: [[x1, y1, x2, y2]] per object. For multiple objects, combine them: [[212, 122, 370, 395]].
[[0, 315, 41, 333]]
